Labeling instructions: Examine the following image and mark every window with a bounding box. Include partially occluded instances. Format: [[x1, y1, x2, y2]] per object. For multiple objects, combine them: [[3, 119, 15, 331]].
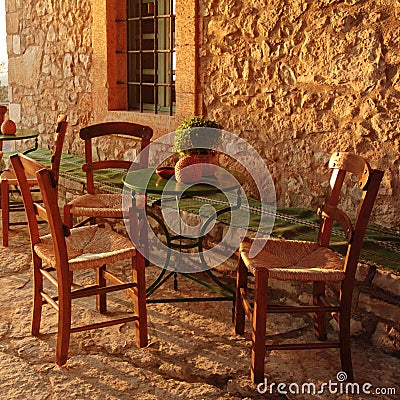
[[117, 0, 176, 115]]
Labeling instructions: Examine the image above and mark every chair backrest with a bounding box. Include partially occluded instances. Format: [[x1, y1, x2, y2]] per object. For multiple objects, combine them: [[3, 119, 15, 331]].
[[317, 152, 383, 279], [11, 153, 69, 271], [51, 114, 68, 183], [79, 122, 153, 193]]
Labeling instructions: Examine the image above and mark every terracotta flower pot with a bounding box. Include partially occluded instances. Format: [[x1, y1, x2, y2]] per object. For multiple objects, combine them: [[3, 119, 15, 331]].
[[175, 154, 202, 183], [1, 120, 17, 135], [198, 152, 218, 177]]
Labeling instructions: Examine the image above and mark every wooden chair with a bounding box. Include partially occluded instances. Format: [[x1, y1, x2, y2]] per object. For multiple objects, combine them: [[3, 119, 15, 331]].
[[234, 152, 383, 383], [1, 114, 68, 246], [63, 122, 153, 228], [11, 152, 148, 365], [0, 105, 8, 170]]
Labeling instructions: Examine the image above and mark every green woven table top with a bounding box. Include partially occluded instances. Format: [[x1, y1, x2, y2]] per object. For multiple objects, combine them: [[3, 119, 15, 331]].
[[18, 148, 400, 274]]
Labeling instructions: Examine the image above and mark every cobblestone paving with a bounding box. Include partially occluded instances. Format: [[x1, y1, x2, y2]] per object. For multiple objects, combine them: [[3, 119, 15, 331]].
[[0, 220, 398, 399]]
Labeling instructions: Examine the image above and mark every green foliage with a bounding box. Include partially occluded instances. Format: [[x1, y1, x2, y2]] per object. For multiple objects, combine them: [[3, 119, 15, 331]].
[[173, 116, 222, 154]]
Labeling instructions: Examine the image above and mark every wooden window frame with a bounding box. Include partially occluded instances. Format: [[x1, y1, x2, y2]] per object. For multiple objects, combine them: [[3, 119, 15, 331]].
[[92, 0, 198, 129]]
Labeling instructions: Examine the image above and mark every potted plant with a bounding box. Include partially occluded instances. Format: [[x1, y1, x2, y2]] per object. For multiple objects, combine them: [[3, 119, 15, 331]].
[[173, 116, 222, 183]]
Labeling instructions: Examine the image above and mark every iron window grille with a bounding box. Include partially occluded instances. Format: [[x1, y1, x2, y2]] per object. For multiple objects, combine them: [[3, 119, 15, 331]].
[[117, 0, 176, 115]]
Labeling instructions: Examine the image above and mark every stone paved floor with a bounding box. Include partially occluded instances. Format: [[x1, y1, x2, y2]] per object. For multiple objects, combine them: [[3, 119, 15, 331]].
[[0, 219, 399, 399]]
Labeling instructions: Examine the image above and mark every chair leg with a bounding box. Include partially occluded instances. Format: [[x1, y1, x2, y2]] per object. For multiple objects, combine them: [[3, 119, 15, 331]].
[[234, 256, 247, 334], [31, 254, 44, 336], [313, 281, 327, 341], [96, 265, 107, 314], [338, 303, 354, 381], [63, 204, 73, 228], [55, 272, 73, 366], [132, 252, 148, 348], [1, 180, 9, 247], [251, 268, 268, 384]]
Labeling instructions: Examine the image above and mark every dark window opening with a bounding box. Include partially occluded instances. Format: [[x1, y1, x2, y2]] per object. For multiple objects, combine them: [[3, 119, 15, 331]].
[[117, 0, 176, 115]]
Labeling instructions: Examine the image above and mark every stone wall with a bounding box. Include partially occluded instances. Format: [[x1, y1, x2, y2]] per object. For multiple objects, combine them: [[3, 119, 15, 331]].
[[198, 0, 400, 229], [6, 0, 93, 155], [5, 0, 400, 229]]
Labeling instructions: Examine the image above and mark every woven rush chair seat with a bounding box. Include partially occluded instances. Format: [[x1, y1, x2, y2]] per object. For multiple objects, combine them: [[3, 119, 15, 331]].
[[35, 225, 136, 271], [240, 238, 345, 281], [235, 152, 384, 384], [64, 122, 153, 228], [66, 193, 123, 218]]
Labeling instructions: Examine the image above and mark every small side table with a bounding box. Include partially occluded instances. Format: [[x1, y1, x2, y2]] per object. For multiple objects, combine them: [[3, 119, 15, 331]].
[[0, 130, 39, 208], [0, 129, 39, 172]]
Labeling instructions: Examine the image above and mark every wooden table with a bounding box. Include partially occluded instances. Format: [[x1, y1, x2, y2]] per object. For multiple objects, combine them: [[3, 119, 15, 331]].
[[0, 130, 39, 205], [0, 129, 39, 170]]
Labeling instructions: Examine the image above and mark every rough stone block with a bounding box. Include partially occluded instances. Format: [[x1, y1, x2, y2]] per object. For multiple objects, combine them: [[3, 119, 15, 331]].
[[372, 270, 400, 297], [59, 176, 85, 193], [8, 103, 21, 123], [5, 12, 19, 34], [350, 319, 365, 336], [372, 322, 400, 356], [12, 34, 21, 55], [355, 263, 372, 282], [296, 292, 313, 305], [358, 293, 400, 324]]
